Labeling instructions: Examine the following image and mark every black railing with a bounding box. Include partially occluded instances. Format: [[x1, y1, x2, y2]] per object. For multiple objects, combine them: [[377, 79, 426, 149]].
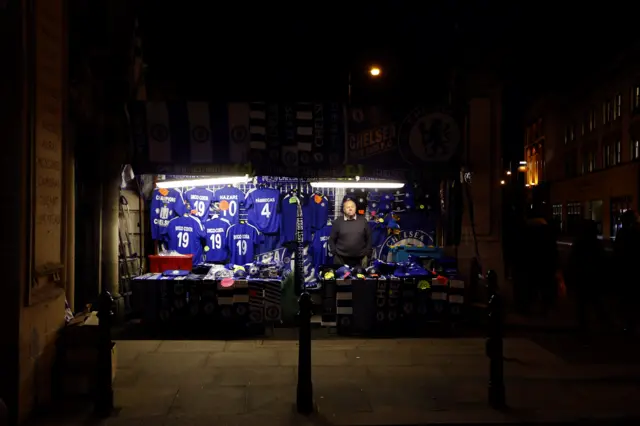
[[486, 270, 506, 409]]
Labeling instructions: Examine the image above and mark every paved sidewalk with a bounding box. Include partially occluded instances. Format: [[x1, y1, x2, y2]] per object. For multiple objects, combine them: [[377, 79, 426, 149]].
[[31, 337, 640, 425]]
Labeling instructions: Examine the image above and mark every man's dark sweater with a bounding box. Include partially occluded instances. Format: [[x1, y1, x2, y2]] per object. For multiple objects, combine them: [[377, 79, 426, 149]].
[[328, 216, 372, 258]]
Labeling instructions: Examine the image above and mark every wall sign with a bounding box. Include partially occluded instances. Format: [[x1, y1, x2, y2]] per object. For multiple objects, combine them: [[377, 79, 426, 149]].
[[30, 0, 65, 299], [375, 229, 435, 262], [347, 105, 462, 172]]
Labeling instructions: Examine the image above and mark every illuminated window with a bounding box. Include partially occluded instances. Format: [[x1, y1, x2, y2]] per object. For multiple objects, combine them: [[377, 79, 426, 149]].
[[632, 86, 640, 112], [616, 140, 621, 164], [632, 140, 640, 160], [552, 204, 563, 231], [616, 93, 622, 118]]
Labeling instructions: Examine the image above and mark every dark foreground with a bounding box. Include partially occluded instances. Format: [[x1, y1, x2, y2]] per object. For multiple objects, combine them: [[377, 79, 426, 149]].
[[25, 331, 640, 426]]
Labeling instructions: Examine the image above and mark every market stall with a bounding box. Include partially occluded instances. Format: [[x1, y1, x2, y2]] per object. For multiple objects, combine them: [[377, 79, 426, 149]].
[[124, 101, 466, 336]]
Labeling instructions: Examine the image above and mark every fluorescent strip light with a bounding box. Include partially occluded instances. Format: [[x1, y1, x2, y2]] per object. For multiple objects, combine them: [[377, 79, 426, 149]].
[[310, 180, 405, 189], [156, 175, 250, 189]]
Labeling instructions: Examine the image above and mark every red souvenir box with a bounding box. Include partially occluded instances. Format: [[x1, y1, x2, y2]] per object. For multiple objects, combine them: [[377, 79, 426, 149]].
[[148, 255, 193, 273]]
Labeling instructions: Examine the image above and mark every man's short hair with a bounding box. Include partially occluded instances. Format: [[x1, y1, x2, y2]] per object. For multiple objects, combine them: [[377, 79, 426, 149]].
[[343, 199, 356, 206]]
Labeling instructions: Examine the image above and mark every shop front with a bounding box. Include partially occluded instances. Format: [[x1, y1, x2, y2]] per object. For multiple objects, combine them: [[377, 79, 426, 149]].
[[123, 101, 466, 336]]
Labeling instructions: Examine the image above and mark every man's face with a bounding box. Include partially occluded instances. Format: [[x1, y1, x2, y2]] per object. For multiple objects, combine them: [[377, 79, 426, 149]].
[[343, 201, 356, 217]]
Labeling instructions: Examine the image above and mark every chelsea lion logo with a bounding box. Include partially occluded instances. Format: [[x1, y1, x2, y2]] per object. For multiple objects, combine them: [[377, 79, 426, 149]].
[[398, 108, 460, 164]]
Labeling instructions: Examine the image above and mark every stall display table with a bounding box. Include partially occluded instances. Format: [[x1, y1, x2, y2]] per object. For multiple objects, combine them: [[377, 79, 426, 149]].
[[131, 273, 282, 333], [321, 275, 465, 336]]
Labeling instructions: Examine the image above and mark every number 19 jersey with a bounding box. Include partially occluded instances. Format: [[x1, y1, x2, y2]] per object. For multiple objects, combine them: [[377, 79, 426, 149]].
[[162, 215, 206, 266], [244, 187, 280, 233], [183, 187, 215, 220], [225, 221, 262, 265], [203, 217, 231, 262]]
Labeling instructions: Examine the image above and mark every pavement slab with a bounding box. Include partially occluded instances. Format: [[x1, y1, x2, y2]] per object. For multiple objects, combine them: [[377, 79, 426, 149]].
[[26, 337, 640, 426]]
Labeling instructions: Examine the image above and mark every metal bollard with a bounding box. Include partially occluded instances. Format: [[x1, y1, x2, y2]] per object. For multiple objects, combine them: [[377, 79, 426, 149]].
[[95, 291, 115, 417], [486, 270, 506, 409], [296, 291, 314, 414]]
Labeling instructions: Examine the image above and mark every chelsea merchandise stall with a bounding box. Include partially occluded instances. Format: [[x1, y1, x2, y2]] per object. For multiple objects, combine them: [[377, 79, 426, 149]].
[[126, 101, 466, 335]]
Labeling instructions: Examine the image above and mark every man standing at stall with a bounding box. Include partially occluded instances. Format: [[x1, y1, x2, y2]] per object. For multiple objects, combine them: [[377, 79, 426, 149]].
[[329, 199, 372, 267]]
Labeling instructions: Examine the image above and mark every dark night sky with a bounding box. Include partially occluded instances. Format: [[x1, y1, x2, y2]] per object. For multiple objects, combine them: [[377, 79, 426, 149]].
[[137, 1, 640, 162]]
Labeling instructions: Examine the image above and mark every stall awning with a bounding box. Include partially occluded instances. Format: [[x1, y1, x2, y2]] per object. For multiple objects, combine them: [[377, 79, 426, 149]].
[[128, 101, 463, 178], [127, 101, 346, 174]]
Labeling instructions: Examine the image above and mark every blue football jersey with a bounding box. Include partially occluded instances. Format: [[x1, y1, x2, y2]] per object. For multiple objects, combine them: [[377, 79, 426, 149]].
[[308, 193, 330, 231], [311, 224, 333, 266], [244, 187, 280, 233], [161, 215, 206, 266], [183, 187, 215, 220], [225, 221, 262, 265], [213, 186, 245, 225], [150, 188, 186, 240], [203, 216, 231, 262]]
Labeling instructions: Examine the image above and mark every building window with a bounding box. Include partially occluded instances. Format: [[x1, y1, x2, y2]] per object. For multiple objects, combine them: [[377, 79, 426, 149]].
[[588, 150, 595, 172], [589, 109, 596, 131], [611, 196, 633, 238], [603, 100, 612, 124], [632, 140, 640, 160], [564, 125, 575, 144], [566, 202, 582, 236], [616, 140, 621, 164], [615, 93, 622, 118], [632, 86, 640, 113], [603, 144, 611, 167], [552, 204, 563, 232], [587, 200, 604, 236], [564, 150, 577, 178]]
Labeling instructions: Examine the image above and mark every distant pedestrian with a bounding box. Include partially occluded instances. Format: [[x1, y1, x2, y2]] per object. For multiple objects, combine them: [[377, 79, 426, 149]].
[[613, 210, 640, 335], [567, 219, 608, 333]]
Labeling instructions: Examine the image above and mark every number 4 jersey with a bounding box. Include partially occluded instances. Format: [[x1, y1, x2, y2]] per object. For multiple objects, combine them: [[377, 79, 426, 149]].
[[225, 221, 262, 265], [203, 216, 231, 263], [244, 187, 280, 233], [161, 215, 206, 266]]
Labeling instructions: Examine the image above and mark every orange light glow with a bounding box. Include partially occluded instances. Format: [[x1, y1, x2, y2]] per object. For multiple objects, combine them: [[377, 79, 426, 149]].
[[369, 67, 381, 77]]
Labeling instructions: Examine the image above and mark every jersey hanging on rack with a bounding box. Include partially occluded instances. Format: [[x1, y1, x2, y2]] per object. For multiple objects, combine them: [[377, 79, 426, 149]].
[[308, 193, 329, 232], [203, 216, 231, 262], [212, 186, 245, 225], [183, 187, 215, 220], [280, 193, 312, 244], [161, 215, 206, 265], [311, 223, 333, 267], [150, 188, 187, 240], [225, 221, 262, 265], [244, 187, 281, 233]]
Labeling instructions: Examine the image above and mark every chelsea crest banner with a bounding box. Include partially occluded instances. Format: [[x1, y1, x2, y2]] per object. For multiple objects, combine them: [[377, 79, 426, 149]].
[[346, 105, 463, 173]]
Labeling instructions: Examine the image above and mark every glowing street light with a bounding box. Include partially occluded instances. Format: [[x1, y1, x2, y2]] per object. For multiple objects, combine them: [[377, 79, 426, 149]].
[[500, 180, 505, 185], [348, 64, 383, 104]]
